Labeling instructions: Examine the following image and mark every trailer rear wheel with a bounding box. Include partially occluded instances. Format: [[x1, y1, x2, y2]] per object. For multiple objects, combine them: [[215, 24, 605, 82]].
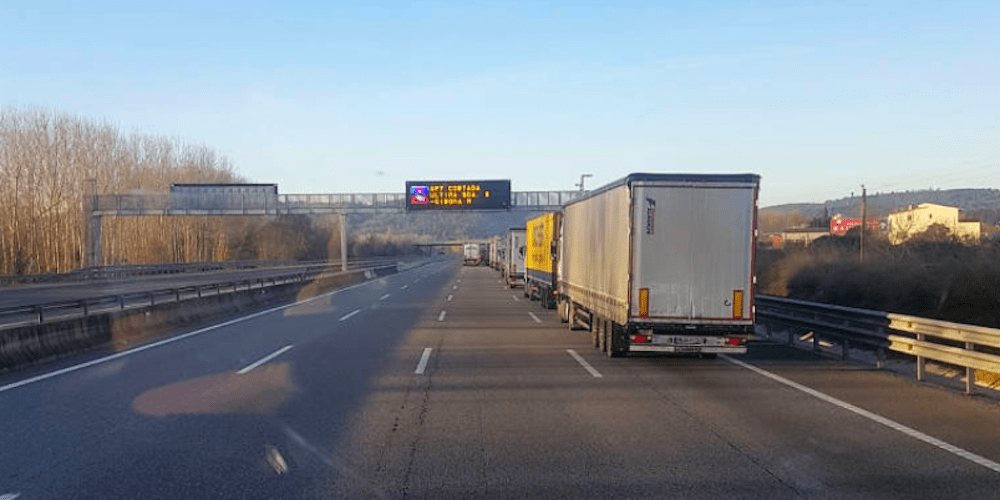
[[558, 300, 569, 323], [541, 287, 555, 309], [607, 323, 624, 358], [598, 320, 607, 352], [592, 319, 602, 349]]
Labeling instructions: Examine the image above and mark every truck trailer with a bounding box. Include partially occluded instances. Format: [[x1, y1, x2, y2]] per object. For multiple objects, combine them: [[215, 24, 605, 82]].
[[463, 243, 483, 266], [557, 173, 760, 357], [525, 212, 561, 309], [504, 228, 527, 288]]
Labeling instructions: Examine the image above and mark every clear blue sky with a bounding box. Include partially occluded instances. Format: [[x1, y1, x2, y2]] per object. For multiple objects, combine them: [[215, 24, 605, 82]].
[[3, 0, 998, 206]]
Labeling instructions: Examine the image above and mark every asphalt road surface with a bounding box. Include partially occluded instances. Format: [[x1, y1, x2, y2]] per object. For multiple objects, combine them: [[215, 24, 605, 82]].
[[2, 261, 1000, 499]]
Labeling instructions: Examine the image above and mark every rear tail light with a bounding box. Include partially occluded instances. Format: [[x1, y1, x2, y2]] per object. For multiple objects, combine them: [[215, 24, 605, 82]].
[[727, 338, 744, 346], [638, 288, 649, 317], [630, 334, 651, 344]]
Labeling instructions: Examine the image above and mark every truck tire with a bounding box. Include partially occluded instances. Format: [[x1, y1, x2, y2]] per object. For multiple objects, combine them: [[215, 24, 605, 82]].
[[598, 320, 606, 351], [541, 287, 555, 309], [592, 319, 602, 349], [558, 300, 569, 323], [607, 323, 624, 358]]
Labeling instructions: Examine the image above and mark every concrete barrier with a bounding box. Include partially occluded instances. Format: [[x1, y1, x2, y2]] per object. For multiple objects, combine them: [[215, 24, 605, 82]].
[[0, 265, 397, 372]]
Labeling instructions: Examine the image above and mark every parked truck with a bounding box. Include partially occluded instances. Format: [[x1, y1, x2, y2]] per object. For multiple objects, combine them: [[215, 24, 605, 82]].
[[463, 243, 483, 266], [488, 236, 502, 270], [504, 228, 527, 288], [558, 173, 760, 357], [525, 212, 561, 309]]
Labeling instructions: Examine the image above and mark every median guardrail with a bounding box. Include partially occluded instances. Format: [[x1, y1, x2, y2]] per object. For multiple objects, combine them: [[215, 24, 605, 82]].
[[0, 256, 407, 286], [756, 295, 1000, 395], [0, 258, 416, 371], [0, 257, 410, 331]]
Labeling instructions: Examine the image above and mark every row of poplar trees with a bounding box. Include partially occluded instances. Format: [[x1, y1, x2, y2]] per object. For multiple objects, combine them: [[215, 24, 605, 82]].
[[0, 106, 252, 275]]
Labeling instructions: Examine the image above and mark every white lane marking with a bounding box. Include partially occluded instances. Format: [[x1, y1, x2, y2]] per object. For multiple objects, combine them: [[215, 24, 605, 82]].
[[452, 285, 458, 290], [437, 310, 447, 322], [511, 295, 520, 302], [567, 349, 603, 378], [722, 355, 1000, 474], [0, 275, 382, 395], [339, 309, 361, 321], [456, 279, 461, 283], [380, 293, 391, 300], [528, 312, 542, 323], [1, 493, 22, 500], [447, 294, 453, 302], [238, 345, 294, 374], [401, 285, 409, 290], [415, 348, 433, 374]]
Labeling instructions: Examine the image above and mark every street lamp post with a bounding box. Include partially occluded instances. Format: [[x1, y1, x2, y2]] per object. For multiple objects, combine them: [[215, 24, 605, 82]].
[[576, 174, 593, 192]]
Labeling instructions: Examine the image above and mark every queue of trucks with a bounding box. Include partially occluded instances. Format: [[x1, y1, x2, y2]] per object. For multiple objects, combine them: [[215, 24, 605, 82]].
[[492, 172, 761, 358]]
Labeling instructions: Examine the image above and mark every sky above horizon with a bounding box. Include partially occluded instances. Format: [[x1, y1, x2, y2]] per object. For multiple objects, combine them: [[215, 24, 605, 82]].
[[3, 1, 998, 207]]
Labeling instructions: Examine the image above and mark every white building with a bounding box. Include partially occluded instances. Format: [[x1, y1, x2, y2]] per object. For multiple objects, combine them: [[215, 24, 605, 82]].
[[887, 203, 981, 244]]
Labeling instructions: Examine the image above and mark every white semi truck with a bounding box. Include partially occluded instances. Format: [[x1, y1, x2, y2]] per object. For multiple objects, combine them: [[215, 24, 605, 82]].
[[463, 243, 483, 266], [558, 173, 760, 357], [504, 228, 526, 288]]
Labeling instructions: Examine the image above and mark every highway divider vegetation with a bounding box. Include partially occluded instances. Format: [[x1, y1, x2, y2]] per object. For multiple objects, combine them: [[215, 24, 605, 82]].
[[757, 227, 1000, 328]]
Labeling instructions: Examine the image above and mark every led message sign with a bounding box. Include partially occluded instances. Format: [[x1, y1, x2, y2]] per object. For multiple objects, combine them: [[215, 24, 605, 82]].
[[405, 180, 511, 210]]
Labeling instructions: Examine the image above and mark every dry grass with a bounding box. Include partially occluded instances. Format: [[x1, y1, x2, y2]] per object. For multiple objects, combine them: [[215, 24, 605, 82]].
[[758, 232, 1000, 328]]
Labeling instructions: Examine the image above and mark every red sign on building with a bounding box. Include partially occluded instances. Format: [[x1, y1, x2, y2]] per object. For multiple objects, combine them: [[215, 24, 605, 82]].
[[830, 217, 879, 236]]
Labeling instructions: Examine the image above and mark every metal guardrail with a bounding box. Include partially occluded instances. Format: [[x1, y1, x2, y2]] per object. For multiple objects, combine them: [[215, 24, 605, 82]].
[[756, 295, 1000, 395], [0, 258, 409, 331], [0, 256, 406, 287]]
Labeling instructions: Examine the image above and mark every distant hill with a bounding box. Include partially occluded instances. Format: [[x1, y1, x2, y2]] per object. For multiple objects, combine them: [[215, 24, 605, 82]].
[[763, 188, 1000, 224]]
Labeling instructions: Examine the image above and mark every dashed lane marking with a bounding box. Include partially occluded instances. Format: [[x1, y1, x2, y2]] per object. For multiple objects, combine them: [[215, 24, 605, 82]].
[[339, 309, 361, 321], [415, 348, 433, 374], [567, 349, 603, 378], [238, 345, 294, 374]]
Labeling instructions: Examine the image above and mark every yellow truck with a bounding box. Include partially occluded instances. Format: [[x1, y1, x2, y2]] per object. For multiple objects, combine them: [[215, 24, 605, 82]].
[[524, 212, 561, 309]]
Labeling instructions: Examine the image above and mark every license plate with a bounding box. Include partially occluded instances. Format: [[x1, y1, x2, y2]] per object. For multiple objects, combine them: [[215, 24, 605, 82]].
[[676, 346, 701, 353], [666, 337, 702, 345]]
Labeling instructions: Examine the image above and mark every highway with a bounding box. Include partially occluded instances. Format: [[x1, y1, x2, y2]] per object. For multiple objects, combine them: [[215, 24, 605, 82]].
[[2, 260, 1000, 499]]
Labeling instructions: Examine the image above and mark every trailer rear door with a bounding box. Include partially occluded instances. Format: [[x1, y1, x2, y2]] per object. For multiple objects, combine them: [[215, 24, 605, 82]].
[[630, 182, 755, 322]]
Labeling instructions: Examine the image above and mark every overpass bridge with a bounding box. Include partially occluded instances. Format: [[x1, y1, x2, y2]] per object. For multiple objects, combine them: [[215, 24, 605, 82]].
[[84, 189, 583, 267]]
